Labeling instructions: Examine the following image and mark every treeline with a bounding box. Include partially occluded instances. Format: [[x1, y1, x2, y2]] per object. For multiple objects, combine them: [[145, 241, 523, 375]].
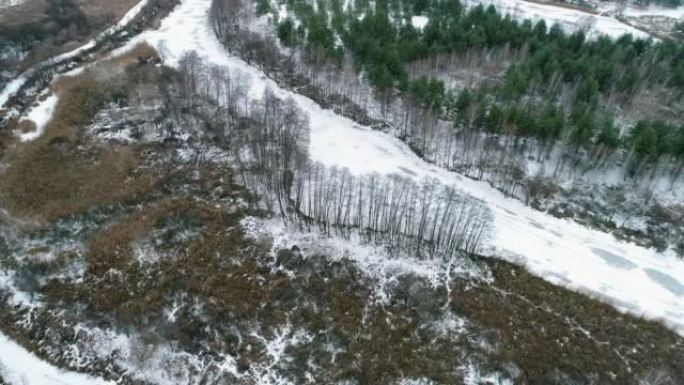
[[163, 52, 490, 259], [266, 0, 684, 186], [275, 0, 684, 96], [450, 87, 684, 163]]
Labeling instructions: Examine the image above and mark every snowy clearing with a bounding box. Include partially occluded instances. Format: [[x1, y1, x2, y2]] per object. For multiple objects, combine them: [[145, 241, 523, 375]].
[[244, 217, 488, 295], [115, 0, 684, 337], [465, 0, 651, 39], [17, 94, 58, 141], [0, 332, 114, 385]]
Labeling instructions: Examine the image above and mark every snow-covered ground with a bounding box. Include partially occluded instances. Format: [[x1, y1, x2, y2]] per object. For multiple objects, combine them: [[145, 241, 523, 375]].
[[115, 0, 684, 337], [0, 332, 114, 385], [9, 0, 679, 340], [1, 0, 683, 379], [600, 2, 684, 19], [17, 93, 58, 141], [465, 0, 651, 39], [0, 0, 23, 9], [305, 104, 684, 334], [0, 77, 26, 110], [411, 15, 429, 29]]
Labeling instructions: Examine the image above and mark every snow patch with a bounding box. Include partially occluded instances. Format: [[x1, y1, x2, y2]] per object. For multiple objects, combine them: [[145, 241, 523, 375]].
[[0, 331, 114, 385], [17, 94, 58, 141], [603, 3, 684, 19], [411, 15, 429, 29], [243, 217, 487, 291], [462, 360, 514, 385], [0, 0, 23, 9], [466, 0, 651, 39]]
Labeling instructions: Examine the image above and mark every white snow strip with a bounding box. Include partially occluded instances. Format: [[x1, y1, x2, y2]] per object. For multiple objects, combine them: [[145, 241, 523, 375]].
[[243, 217, 485, 295], [411, 15, 429, 29], [0, 0, 149, 110], [112, 0, 684, 337], [0, 331, 114, 385], [466, 0, 651, 39], [51, 0, 150, 64], [17, 94, 58, 141], [0, 77, 26, 109]]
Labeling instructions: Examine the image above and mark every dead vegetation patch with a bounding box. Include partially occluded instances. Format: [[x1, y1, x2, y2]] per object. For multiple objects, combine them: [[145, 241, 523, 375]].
[[0, 45, 163, 223], [0, 132, 157, 222], [75, 0, 140, 26], [40, 163, 260, 321], [0, 0, 46, 28], [452, 257, 684, 384]]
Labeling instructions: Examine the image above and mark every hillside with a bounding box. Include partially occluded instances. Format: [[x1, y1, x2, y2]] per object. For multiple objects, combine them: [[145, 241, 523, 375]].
[[0, 0, 683, 384]]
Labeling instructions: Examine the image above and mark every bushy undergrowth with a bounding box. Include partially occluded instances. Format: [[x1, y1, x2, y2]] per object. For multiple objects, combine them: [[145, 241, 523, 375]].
[[453, 258, 684, 383], [0, 47, 682, 385]]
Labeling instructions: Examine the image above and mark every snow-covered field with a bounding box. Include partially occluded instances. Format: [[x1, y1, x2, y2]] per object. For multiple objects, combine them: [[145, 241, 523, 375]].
[[117, 0, 684, 337], [0, 332, 114, 385], [465, 0, 651, 38], [0, 0, 23, 9]]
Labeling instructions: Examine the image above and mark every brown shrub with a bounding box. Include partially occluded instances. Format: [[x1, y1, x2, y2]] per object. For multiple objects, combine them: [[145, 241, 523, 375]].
[[0, 46, 161, 222], [0, 141, 158, 222], [80, 193, 260, 318], [452, 258, 684, 383]]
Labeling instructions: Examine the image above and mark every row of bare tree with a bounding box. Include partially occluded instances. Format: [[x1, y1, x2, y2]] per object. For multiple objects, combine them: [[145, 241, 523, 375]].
[[166, 52, 490, 260]]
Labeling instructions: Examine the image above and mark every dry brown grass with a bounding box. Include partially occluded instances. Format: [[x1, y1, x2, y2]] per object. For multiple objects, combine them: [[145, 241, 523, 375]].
[[452, 258, 684, 383], [87, 198, 185, 276], [76, 193, 261, 321], [0, 0, 45, 28], [0, 45, 161, 222], [0, 140, 158, 221], [75, 0, 140, 26]]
